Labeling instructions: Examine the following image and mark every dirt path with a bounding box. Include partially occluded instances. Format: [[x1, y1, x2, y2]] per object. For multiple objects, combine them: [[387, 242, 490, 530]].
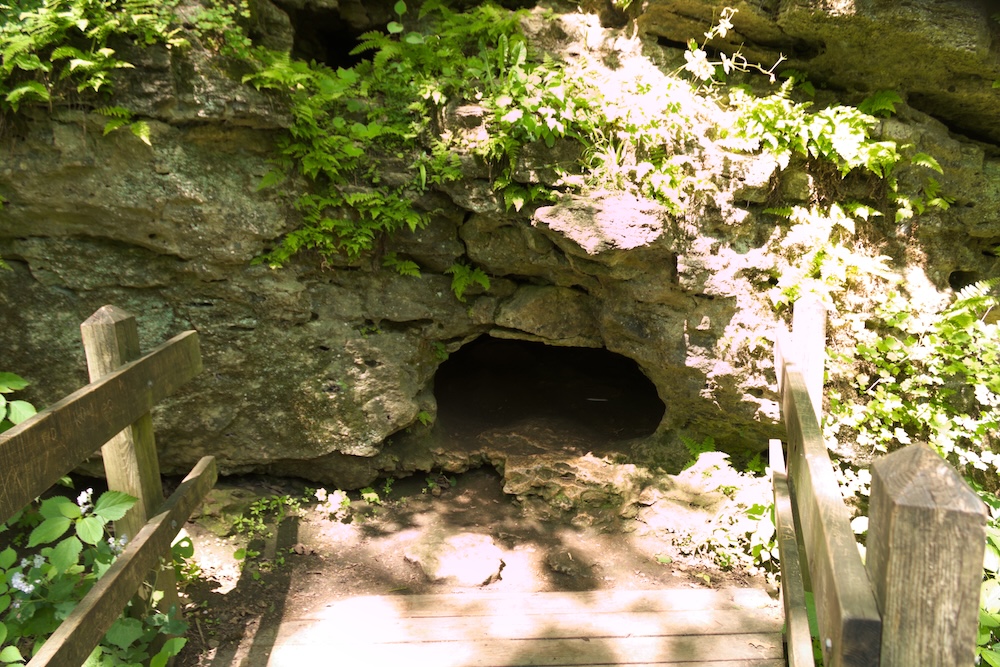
[[174, 463, 774, 666]]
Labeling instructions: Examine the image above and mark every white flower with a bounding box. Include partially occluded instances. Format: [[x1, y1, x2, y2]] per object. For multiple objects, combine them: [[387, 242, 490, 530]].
[[32, 554, 44, 569], [11, 572, 35, 595], [683, 49, 715, 81], [77, 488, 94, 512]]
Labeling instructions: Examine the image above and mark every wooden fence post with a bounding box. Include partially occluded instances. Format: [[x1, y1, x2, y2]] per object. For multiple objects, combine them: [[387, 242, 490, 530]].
[[866, 444, 987, 667], [80, 305, 180, 612], [791, 294, 826, 420]]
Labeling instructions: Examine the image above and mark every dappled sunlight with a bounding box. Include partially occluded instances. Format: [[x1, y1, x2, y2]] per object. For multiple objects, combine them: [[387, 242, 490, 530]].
[[266, 588, 782, 666]]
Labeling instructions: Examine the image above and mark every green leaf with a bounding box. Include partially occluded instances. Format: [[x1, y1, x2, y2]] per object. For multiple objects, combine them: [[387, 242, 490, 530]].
[[130, 120, 151, 146], [49, 536, 82, 573], [0, 645, 23, 663], [256, 169, 285, 191], [40, 496, 79, 520], [93, 491, 136, 522], [0, 621, 6, 646], [983, 648, 1000, 667], [0, 547, 15, 570], [172, 535, 195, 561], [104, 617, 144, 650], [29, 516, 72, 547], [858, 90, 902, 117], [5, 81, 50, 110], [0, 373, 28, 393], [102, 118, 129, 135], [987, 544, 1000, 573], [911, 152, 943, 174], [6, 401, 35, 425], [387, 21, 404, 34], [149, 637, 187, 667], [394, 1, 407, 15], [76, 516, 104, 545]]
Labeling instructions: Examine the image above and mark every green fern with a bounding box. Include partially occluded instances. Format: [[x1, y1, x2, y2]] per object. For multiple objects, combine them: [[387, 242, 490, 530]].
[[779, 68, 815, 96], [952, 279, 999, 314], [382, 253, 421, 277], [444, 262, 490, 302], [858, 90, 903, 118]]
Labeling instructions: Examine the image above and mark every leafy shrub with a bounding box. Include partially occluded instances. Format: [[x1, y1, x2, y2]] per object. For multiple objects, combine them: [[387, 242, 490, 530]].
[[0, 490, 186, 666], [827, 280, 1000, 476], [0, 0, 181, 114]]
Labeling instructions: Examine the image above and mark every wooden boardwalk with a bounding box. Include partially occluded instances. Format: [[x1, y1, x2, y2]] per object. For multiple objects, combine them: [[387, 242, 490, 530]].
[[265, 587, 784, 666]]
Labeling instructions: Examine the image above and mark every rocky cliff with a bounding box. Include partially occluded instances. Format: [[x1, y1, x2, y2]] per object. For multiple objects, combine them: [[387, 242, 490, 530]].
[[1, 0, 997, 505]]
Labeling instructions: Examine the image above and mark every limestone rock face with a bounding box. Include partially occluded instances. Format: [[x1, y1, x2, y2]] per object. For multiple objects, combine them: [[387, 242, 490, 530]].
[[0, 0, 998, 499], [637, 0, 1000, 143]]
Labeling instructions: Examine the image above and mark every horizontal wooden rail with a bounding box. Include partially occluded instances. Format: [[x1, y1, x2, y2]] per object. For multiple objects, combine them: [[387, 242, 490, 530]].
[[781, 363, 881, 667], [0, 330, 201, 524], [27, 455, 218, 667]]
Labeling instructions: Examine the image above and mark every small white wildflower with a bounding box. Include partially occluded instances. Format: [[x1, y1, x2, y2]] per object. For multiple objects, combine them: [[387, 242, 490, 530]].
[[32, 554, 44, 569], [20, 558, 29, 568], [683, 48, 715, 81], [11, 572, 35, 594], [77, 488, 94, 512], [314, 488, 328, 503]]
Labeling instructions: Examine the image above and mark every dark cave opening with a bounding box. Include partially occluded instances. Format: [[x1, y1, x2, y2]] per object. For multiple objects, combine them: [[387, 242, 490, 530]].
[[283, 6, 367, 68], [949, 270, 981, 291], [433, 336, 665, 443]]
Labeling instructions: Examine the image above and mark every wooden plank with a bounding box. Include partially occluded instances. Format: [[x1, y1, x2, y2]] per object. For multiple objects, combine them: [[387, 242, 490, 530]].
[[0, 330, 201, 524], [867, 444, 986, 667], [268, 632, 784, 667], [27, 456, 217, 667], [294, 588, 778, 621], [770, 439, 816, 667], [276, 608, 781, 644], [781, 365, 881, 667]]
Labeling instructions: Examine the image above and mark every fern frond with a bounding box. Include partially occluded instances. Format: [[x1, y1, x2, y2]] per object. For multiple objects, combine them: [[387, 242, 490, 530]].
[[445, 262, 490, 302], [102, 118, 129, 135], [351, 31, 391, 56], [96, 105, 132, 119], [763, 206, 793, 218], [382, 252, 421, 277], [954, 278, 999, 303], [910, 152, 943, 174], [858, 90, 903, 118], [130, 120, 151, 145]]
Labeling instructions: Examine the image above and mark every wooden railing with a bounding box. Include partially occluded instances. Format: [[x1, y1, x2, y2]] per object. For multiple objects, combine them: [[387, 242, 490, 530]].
[[771, 296, 988, 667], [0, 306, 216, 667]]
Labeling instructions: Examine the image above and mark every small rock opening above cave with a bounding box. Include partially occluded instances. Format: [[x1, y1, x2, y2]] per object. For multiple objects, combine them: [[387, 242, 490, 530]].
[[433, 336, 665, 444], [281, 5, 367, 68]]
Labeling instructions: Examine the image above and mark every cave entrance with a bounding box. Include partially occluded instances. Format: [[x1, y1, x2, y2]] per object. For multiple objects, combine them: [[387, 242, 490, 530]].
[[433, 336, 665, 455]]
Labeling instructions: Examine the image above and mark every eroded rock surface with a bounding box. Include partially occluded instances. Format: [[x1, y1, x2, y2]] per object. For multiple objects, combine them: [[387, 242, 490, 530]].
[[0, 0, 998, 499]]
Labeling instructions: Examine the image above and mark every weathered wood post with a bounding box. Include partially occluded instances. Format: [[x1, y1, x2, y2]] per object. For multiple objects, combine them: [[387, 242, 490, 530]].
[[866, 444, 987, 667], [80, 305, 180, 612]]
